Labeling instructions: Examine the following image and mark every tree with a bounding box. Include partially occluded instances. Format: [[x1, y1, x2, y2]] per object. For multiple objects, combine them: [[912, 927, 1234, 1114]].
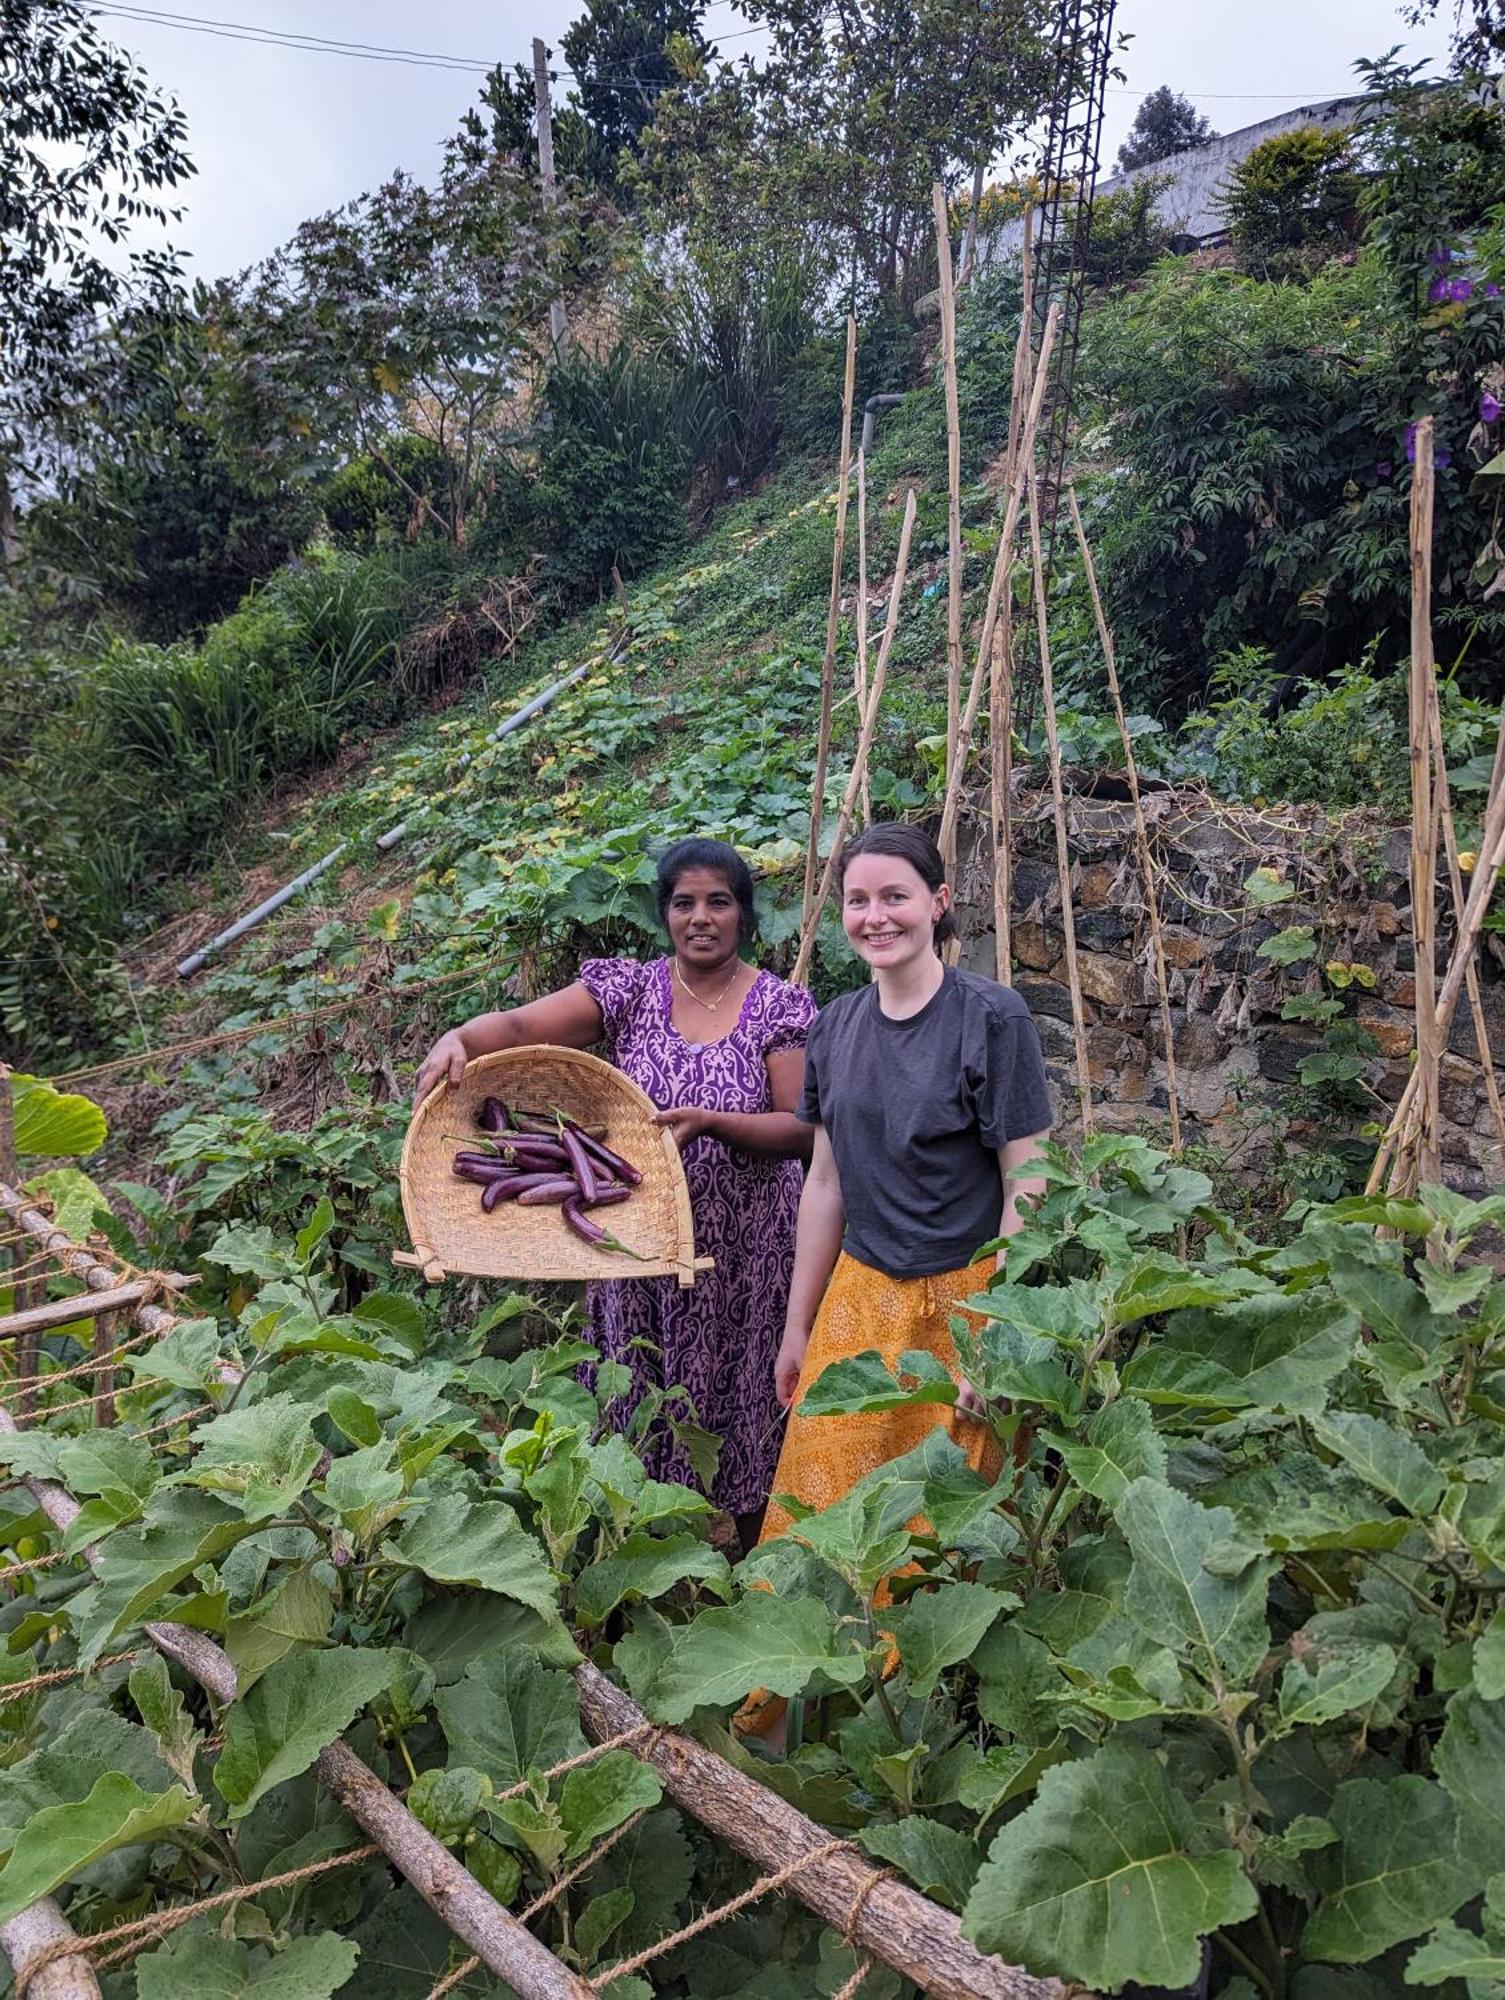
[[1401, 0, 1505, 72], [477, 0, 711, 190], [692, 0, 1052, 315], [0, 0, 194, 570], [1218, 126, 1365, 263], [207, 131, 601, 552], [1115, 85, 1215, 175]]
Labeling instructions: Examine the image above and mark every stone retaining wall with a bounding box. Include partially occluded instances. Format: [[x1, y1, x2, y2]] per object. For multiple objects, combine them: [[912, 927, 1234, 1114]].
[[954, 787, 1504, 1194]]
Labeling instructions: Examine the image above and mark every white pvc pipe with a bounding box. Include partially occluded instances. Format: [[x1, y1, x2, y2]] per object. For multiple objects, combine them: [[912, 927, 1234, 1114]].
[[176, 842, 348, 978]]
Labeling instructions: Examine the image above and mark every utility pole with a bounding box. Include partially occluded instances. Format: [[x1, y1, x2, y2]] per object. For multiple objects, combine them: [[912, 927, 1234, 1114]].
[[532, 36, 570, 356]]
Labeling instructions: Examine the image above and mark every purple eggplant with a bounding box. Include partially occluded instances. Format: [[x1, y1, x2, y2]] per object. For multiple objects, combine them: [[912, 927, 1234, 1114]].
[[567, 1120, 643, 1188], [559, 1122, 599, 1203], [452, 1160, 517, 1185], [562, 1193, 649, 1257], [478, 1096, 511, 1135], [481, 1178, 510, 1213], [515, 1177, 581, 1206]]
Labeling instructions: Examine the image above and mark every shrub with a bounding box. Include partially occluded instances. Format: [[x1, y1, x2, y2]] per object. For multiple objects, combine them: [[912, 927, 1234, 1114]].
[[1218, 125, 1366, 265]]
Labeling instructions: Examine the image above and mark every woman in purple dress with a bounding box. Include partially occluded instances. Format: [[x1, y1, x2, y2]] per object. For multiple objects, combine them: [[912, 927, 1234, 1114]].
[[414, 838, 815, 1547]]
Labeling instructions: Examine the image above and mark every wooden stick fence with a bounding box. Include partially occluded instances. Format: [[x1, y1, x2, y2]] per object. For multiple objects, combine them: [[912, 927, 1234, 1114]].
[[1026, 474, 1093, 1132], [934, 182, 965, 881], [800, 317, 859, 941], [793, 489, 919, 984], [1407, 418, 1442, 1192], [1067, 487, 1183, 1153]]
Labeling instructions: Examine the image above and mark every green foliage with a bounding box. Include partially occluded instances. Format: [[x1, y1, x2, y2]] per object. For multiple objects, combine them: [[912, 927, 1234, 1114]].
[[1219, 125, 1366, 263], [533, 342, 723, 599], [1074, 173, 1176, 288], [1115, 84, 1216, 174]]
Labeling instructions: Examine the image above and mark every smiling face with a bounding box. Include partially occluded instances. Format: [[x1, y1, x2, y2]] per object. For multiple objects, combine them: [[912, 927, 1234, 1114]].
[[664, 867, 743, 973], [840, 852, 949, 973]]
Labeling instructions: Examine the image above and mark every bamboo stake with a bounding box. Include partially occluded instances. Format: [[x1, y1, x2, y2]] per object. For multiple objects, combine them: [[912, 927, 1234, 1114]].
[[1068, 487, 1183, 1153], [575, 1665, 1068, 2000], [855, 447, 871, 826], [988, 211, 1037, 989], [800, 317, 859, 937], [793, 490, 919, 985], [0, 1279, 175, 1342], [1028, 474, 1093, 1133], [2, 1902, 99, 2000], [91, 1311, 117, 1429], [1366, 724, 1505, 1193], [933, 182, 965, 881], [936, 304, 1061, 864], [1426, 669, 1505, 1156], [1408, 418, 1442, 1190]]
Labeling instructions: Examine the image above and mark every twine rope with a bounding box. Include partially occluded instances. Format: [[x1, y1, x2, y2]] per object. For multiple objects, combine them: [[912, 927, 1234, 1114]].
[[0, 1649, 144, 1706], [0, 1548, 69, 1583], [832, 1956, 877, 2000], [0, 1324, 159, 1402], [17, 1844, 383, 1992]]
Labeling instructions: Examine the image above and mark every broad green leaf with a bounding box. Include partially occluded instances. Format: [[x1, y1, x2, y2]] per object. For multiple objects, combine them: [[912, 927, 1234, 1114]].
[[77, 1491, 255, 1666], [0, 1707, 177, 1852], [889, 1583, 1017, 1697], [960, 1322, 1084, 1421], [403, 1594, 579, 1684], [128, 1655, 203, 1787], [576, 1886, 634, 1965], [0, 1773, 193, 1923], [973, 1622, 1065, 1745], [573, 1532, 730, 1627], [1278, 1642, 1398, 1731], [407, 1765, 491, 1845], [1436, 1690, 1505, 1876], [1304, 1777, 1467, 1962], [206, 1223, 290, 1281], [643, 1594, 866, 1724], [1122, 1293, 1358, 1414], [1418, 1262, 1494, 1316], [1407, 1918, 1505, 1988], [962, 1743, 1256, 1991], [1118, 1478, 1274, 1684], [326, 1387, 382, 1448], [1477, 1612, 1505, 1703], [57, 1429, 158, 1502], [322, 1441, 404, 1526], [1047, 1399, 1166, 1509], [24, 1167, 108, 1243], [350, 1291, 426, 1355], [135, 1928, 359, 1999], [388, 1494, 558, 1618], [435, 1650, 585, 1788], [799, 1350, 956, 1417], [1312, 1411, 1444, 1519], [1110, 1253, 1269, 1325], [559, 1748, 662, 1859], [10, 1073, 107, 1158], [216, 1647, 396, 1819], [955, 1739, 1068, 1821], [1210, 1452, 1409, 1554], [962, 1279, 1103, 1347], [225, 1568, 335, 1693], [185, 1398, 325, 1524], [1328, 1249, 1449, 1354], [861, 1818, 980, 1912], [125, 1319, 223, 1393]]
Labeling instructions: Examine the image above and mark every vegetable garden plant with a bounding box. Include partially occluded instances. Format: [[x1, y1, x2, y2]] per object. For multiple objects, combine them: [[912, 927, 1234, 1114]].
[[3, 1116, 1504, 1998]]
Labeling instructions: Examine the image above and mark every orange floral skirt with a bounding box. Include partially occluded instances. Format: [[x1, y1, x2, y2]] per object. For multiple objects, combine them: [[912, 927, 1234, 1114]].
[[737, 1252, 1000, 1740], [760, 1250, 1001, 1543]]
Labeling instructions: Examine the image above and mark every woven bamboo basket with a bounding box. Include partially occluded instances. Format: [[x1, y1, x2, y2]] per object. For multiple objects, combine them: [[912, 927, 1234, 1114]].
[[396, 1046, 708, 1287]]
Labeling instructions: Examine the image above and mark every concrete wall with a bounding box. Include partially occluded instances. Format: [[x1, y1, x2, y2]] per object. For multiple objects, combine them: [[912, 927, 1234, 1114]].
[[954, 787, 1505, 1193]]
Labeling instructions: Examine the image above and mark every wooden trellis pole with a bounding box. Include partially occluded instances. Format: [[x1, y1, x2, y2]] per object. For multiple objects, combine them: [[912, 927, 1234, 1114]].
[[855, 446, 872, 827], [933, 181, 965, 880], [801, 317, 859, 940], [1067, 487, 1183, 1153], [574, 1664, 1073, 2000], [794, 489, 919, 984], [1028, 474, 1093, 1132], [1407, 418, 1442, 1191], [988, 209, 1036, 987], [936, 305, 1061, 865]]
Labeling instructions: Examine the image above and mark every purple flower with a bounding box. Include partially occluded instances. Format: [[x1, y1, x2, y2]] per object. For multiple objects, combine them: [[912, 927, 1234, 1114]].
[[1436, 446, 1454, 471], [1449, 277, 1475, 303], [1429, 245, 1453, 265], [1487, 283, 1502, 300], [1428, 276, 1450, 303], [1406, 422, 1419, 463], [1376, 460, 1393, 480], [1484, 391, 1503, 424]]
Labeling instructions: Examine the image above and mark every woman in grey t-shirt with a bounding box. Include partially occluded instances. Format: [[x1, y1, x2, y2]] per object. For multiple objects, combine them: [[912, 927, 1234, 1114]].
[[758, 821, 1052, 1553]]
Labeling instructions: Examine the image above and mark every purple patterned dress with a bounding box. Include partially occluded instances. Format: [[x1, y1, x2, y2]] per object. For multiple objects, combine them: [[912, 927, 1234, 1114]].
[[578, 957, 816, 1513]]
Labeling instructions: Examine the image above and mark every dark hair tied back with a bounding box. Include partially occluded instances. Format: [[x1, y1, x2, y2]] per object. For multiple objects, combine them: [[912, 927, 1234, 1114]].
[[836, 822, 957, 943], [654, 837, 758, 943]]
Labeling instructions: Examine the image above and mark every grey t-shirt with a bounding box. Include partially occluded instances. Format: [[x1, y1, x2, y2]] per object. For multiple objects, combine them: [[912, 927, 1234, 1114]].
[[798, 966, 1053, 1279]]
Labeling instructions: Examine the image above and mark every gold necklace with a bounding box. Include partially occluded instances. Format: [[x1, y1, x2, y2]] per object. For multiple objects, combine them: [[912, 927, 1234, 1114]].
[[673, 957, 744, 1013]]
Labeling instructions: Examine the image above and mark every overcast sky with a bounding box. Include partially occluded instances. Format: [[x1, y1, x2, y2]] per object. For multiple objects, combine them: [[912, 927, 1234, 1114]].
[[92, 0, 1455, 283]]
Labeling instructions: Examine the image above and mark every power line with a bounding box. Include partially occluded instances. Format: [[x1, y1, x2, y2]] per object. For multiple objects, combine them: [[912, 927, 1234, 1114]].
[[93, 2, 774, 85]]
